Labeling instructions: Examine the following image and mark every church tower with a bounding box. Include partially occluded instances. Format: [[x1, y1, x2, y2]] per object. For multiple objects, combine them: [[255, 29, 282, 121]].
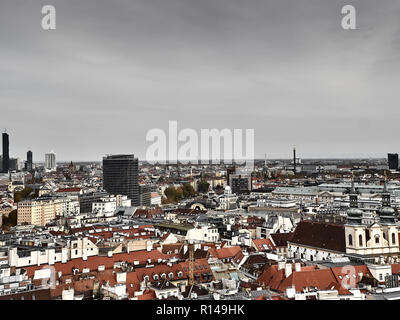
[[345, 177, 365, 254], [346, 179, 363, 225], [346, 174, 400, 257], [379, 179, 397, 225], [377, 177, 399, 254]]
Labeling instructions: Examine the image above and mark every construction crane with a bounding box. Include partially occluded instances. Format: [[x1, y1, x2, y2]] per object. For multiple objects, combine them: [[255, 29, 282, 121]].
[[188, 241, 195, 285]]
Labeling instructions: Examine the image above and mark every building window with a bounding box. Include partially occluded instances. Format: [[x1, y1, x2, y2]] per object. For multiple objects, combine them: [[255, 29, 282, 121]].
[[348, 234, 353, 246], [392, 233, 396, 244], [375, 235, 380, 244], [359, 235, 363, 247]]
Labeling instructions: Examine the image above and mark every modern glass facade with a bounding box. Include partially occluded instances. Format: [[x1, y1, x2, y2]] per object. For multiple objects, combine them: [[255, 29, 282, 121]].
[[103, 154, 139, 206], [2, 132, 9, 173]]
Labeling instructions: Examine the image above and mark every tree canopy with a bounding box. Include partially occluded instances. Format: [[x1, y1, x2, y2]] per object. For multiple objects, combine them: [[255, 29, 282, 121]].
[[197, 181, 210, 193]]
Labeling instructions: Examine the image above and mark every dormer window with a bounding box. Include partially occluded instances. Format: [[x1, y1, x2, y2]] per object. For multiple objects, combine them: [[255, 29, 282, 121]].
[[168, 272, 174, 279], [153, 274, 159, 280]]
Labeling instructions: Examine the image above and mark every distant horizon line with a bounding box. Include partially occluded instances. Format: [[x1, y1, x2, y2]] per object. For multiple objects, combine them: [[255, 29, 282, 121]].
[[34, 156, 388, 163]]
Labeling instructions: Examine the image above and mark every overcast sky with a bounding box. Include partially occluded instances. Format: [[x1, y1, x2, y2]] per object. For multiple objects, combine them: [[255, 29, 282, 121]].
[[1, 0, 400, 162]]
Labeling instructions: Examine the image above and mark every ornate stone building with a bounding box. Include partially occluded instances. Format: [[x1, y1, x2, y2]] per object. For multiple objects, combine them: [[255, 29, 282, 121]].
[[345, 180, 399, 258]]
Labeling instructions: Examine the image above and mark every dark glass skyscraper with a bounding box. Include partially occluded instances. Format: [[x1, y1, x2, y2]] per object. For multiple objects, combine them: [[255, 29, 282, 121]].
[[2, 132, 9, 173], [103, 154, 139, 206], [26, 150, 33, 171], [388, 153, 399, 170]]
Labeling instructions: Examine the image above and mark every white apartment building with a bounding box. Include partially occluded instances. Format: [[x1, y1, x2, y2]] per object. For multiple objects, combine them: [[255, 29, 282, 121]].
[[256, 215, 294, 239], [186, 225, 219, 243], [151, 192, 162, 206], [7, 237, 99, 268], [116, 195, 131, 207], [45, 151, 56, 172], [60, 198, 80, 216], [92, 196, 117, 214]]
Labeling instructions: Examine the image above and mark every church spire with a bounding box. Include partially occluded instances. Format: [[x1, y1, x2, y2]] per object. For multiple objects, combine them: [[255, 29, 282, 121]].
[[382, 171, 390, 207], [379, 171, 397, 225], [347, 173, 363, 225], [349, 174, 358, 208]]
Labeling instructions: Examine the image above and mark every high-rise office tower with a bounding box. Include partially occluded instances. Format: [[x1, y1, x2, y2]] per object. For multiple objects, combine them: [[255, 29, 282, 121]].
[[9, 158, 20, 171], [388, 153, 399, 170], [25, 150, 33, 171], [45, 151, 56, 172], [139, 184, 152, 207], [103, 154, 139, 206], [226, 166, 236, 186], [229, 174, 251, 194], [2, 131, 9, 173]]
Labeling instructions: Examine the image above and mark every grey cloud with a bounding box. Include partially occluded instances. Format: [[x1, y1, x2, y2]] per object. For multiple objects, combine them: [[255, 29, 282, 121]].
[[1, 0, 399, 161]]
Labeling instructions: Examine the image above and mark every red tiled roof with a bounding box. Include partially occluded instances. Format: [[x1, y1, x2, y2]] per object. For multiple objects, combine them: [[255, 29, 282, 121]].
[[160, 233, 171, 241], [137, 288, 156, 300], [161, 243, 183, 254], [391, 264, 400, 275], [290, 221, 346, 253], [253, 239, 276, 252], [270, 232, 294, 247], [135, 258, 213, 284], [215, 246, 242, 260], [56, 188, 81, 193], [278, 268, 336, 292], [24, 249, 170, 278], [258, 263, 369, 294]]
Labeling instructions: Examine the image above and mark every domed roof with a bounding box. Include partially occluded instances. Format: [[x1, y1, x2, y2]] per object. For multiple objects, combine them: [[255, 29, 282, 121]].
[[347, 207, 363, 217], [379, 207, 396, 217], [225, 186, 231, 192]]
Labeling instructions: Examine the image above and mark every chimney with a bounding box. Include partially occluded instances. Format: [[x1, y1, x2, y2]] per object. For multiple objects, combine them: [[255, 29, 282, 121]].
[[285, 264, 292, 278], [295, 263, 301, 272]]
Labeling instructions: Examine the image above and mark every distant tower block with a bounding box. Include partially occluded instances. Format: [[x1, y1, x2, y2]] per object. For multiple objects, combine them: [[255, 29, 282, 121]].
[[293, 146, 296, 174], [2, 130, 9, 173], [388, 153, 399, 170]]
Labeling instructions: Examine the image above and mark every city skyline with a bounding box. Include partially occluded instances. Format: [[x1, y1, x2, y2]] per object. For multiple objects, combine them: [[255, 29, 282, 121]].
[[1, 0, 400, 161], [2, 0, 400, 305], [0, 127, 398, 163]]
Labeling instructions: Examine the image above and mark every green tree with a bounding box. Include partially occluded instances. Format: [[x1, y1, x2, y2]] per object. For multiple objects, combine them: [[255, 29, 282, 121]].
[[164, 186, 177, 203], [182, 183, 196, 198], [175, 187, 184, 201], [197, 181, 210, 193], [2, 209, 17, 226], [14, 187, 33, 203]]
